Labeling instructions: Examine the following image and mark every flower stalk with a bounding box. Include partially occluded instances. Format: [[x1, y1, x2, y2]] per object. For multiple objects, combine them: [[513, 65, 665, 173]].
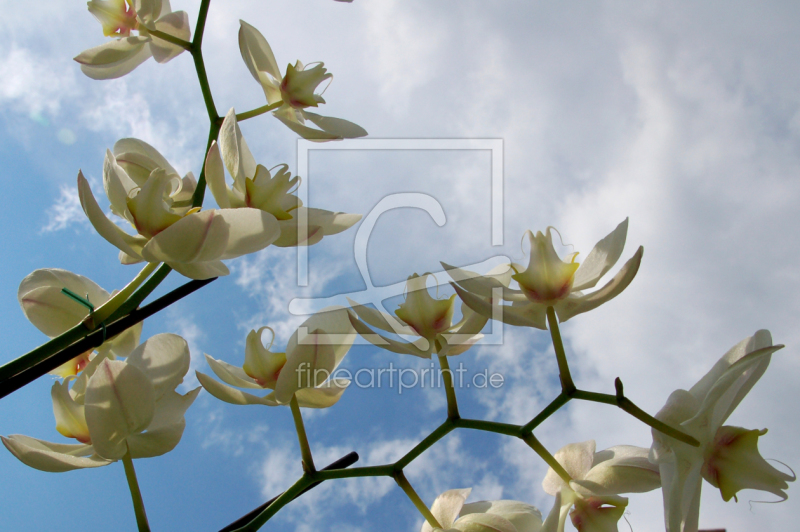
[[122, 447, 151, 532], [546, 306, 575, 393], [290, 395, 316, 473], [393, 470, 442, 529], [438, 354, 460, 420]]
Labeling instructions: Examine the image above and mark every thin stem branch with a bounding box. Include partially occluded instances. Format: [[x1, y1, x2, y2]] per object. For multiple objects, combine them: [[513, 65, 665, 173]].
[[86, 262, 158, 328], [394, 419, 456, 470], [290, 395, 316, 472], [438, 354, 460, 419], [220, 452, 359, 532], [235, 101, 284, 122], [572, 379, 700, 446], [231, 475, 315, 532], [546, 306, 575, 393], [147, 29, 192, 50], [455, 418, 521, 437], [192, 0, 212, 50], [394, 470, 441, 529], [520, 433, 572, 485], [122, 447, 151, 532], [106, 264, 172, 322], [315, 464, 395, 480], [520, 393, 570, 434]]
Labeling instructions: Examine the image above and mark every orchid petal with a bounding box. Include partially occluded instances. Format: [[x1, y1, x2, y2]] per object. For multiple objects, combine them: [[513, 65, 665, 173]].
[[286, 307, 356, 368], [78, 171, 147, 260], [578, 445, 660, 496], [196, 371, 271, 406], [275, 329, 336, 404], [125, 333, 190, 400], [149, 10, 190, 63], [442, 262, 518, 300], [555, 246, 643, 323], [113, 137, 179, 184], [126, 387, 199, 458], [238, 20, 281, 82], [422, 488, 471, 531], [453, 512, 518, 532], [348, 311, 431, 358], [461, 500, 543, 532], [543, 441, 596, 496], [219, 108, 257, 187], [18, 268, 109, 337], [688, 330, 774, 408], [84, 359, 156, 460], [302, 111, 368, 139], [205, 354, 263, 389], [103, 149, 137, 220], [74, 36, 152, 80], [168, 260, 230, 280], [571, 218, 628, 291], [294, 378, 350, 408], [204, 140, 231, 208], [51, 379, 90, 443], [452, 282, 547, 330], [273, 112, 344, 141], [2, 435, 111, 472], [141, 208, 280, 264], [347, 298, 416, 336]]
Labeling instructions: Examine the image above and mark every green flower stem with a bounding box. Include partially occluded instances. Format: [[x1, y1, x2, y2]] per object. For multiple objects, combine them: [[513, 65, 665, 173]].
[[315, 464, 395, 480], [573, 382, 700, 446], [438, 354, 460, 419], [235, 101, 284, 123], [520, 392, 570, 434], [221, 452, 359, 532], [394, 419, 456, 470], [546, 306, 575, 394], [85, 262, 159, 328], [232, 475, 315, 532], [147, 29, 192, 50], [189, 0, 218, 124], [520, 433, 572, 485], [455, 418, 521, 437], [106, 264, 172, 322], [122, 447, 151, 532], [394, 470, 441, 529], [290, 395, 316, 472], [192, 0, 212, 50]]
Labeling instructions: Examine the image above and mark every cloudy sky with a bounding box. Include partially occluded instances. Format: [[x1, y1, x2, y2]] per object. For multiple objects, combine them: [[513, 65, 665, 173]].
[[0, 0, 798, 530]]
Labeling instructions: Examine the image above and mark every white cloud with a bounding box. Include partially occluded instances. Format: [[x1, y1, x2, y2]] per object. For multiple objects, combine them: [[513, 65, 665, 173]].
[[40, 184, 88, 233], [0, 46, 78, 117]]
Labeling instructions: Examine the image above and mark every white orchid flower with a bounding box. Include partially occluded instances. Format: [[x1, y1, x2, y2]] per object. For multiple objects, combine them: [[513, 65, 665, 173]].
[[421, 487, 543, 532], [649, 330, 794, 532], [75, 0, 191, 80], [541, 441, 660, 532], [78, 137, 281, 280], [445, 219, 643, 329], [197, 307, 355, 408], [17, 268, 142, 378], [348, 271, 509, 358], [2, 334, 200, 472], [238, 20, 367, 141], [205, 109, 361, 247]]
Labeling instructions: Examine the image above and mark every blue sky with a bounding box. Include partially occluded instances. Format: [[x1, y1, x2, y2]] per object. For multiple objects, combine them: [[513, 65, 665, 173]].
[[1, 1, 799, 530]]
